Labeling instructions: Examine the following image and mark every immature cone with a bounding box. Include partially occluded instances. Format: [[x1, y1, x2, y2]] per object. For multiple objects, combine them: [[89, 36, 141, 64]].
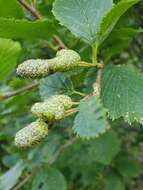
[[51, 95, 73, 109], [49, 49, 81, 72], [31, 95, 73, 121], [31, 100, 65, 121], [16, 59, 49, 79], [16, 49, 81, 78], [15, 120, 48, 148]]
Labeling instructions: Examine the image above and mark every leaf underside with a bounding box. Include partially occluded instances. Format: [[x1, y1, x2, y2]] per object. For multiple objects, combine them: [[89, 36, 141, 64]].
[[73, 96, 109, 139], [0, 161, 25, 190]]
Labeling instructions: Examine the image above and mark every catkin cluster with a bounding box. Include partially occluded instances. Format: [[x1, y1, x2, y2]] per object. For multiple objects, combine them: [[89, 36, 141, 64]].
[[15, 49, 78, 148], [31, 95, 73, 121], [15, 95, 73, 148], [16, 49, 81, 79]]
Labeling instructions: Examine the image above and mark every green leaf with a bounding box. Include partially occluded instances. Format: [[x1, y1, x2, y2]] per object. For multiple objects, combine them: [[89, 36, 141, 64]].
[[98, 0, 140, 43], [53, 0, 113, 44], [101, 28, 143, 61], [0, 0, 24, 18], [73, 96, 109, 139], [104, 172, 125, 190], [57, 131, 120, 167], [32, 167, 67, 190], [84, 68, 97, 94], [115, 155, 142, 179], [87, 131, 121, 165], [0, 18, 56, 40], [28, 132, 63, 165], [0, 160, 25, 190], [0, 38, 21, 80], [109, 28, 143, 40], [39, 72, 73, 100], [101, 64, 143, 124]]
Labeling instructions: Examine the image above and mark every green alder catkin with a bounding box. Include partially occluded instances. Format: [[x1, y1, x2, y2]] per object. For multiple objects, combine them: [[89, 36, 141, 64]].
[[16, 59, 50, 79], [50, 95, 73, 109], [15, 120, 48, 148], [31, 100, 65, 121], [16, 49, 81, 78], [49, 49, 81, 72], [31, 95, 73, 121]]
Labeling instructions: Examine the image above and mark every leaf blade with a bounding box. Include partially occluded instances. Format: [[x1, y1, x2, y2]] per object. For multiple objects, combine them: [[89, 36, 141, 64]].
[[101, 64, 143, 124], [73, 96, 109, 139], [0, 160, 25, 190], [53, 0, 113, 44], [0, 18, 56, 40], [98, 0, 140, 43], [0, 0, 24, 18], [32, 167, 67, 190], [0, 38, 21, 80]]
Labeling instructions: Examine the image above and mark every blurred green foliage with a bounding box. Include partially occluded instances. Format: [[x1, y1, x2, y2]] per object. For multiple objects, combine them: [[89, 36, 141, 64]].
[[0, 0, 143, 190]]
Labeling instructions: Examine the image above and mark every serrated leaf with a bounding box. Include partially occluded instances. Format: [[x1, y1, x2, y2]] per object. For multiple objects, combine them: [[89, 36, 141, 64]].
[[0, 38, 21, 80], [101, 64, 143, 124], [53, 0, 113, 44], [32, 167, 67, 190], [0, 0, 24, 18], [73, 96, 109, 139], [98, 0, 140, 43], [0, 18, 56, 40], [0, 160, 25, 190], [39, 72, 73, 100]]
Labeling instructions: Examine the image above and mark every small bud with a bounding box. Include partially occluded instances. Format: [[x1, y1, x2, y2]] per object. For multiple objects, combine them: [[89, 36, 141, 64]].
[[51, 95, 73, 109], [15, 120, 48, 148], [49, 49, 81, 72], [16, 59, 49, 79], [31, 101, 65, 121]]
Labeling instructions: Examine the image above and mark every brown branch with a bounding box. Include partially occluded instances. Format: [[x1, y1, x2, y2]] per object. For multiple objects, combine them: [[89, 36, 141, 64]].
[[13, 173, 33, 190], [17, 0, 67, 49], [53, 35, 67, 49], [17, 0, 42, 19], [31, 0, 36, 7], [93, 69, 103, 96], [0, 82, 39, 101]]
